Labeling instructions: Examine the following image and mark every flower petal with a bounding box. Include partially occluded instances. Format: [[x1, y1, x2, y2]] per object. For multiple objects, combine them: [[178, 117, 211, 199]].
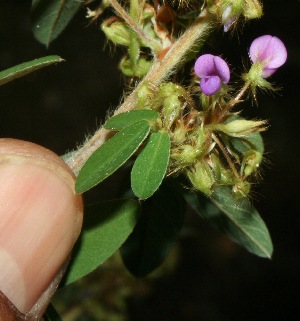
[[200, 76, 222, 96], [261, 67, 277, 78], [214, 56, 230, 83], [249, 35, 287, 69], [250, 35, 272, 63], [194, 54, 216, 78], [263, 36, 287, 68]]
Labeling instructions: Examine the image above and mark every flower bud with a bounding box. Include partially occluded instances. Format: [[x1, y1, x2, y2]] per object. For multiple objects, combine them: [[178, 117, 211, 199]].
[[172, 122, 188, 145], [159, 83, 186, 129], [232, 180, 251, 198], [221, 0, 243, 32], [162, 95, 181, 129], [172, 144, 198, 166], [214, 119, 267, 137], [101, 19, 131, 47], [136, 82, 157, 110], [241, 149, 263, 177], [243, 0, 263, 19], [187, 160, 215, 196], [119, 57, 152, 78], [0, 139, 83, 320]]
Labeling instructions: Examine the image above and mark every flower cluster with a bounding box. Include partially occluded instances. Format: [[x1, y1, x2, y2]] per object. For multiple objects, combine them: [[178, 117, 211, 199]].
[[180, 35, 287, 196], [194, 35, 287, 96]]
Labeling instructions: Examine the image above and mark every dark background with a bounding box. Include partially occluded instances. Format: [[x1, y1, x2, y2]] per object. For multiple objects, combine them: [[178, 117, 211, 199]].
[[0, 1, 299, 320]]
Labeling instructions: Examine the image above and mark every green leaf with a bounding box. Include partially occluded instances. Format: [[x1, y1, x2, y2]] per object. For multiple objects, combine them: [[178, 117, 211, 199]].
[[32, 0, 81, 46], [186, 187, 273, 258], [120, 183, 186, 276], [104, 110, 159, 131], [131, 131, 170, 199], [76, 120, 151, 193], [63, 199, 140, 285], [44, 303, 63, 321], [229, 132, 264, 154], [0, 56, 63, 86]]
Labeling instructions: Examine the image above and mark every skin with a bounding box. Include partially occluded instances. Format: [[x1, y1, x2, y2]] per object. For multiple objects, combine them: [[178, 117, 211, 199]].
[[0, 139, 83, 320]]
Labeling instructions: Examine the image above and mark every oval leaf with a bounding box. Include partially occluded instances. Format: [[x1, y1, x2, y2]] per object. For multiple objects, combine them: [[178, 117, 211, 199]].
[[63, 199, 141, 285], [76, 120, 151, 193], [120, 184, 186, 277], [131, 131, 170, 199], [229, 132, 264, 154], [32, 0, 81, 46], [0, 56, 63, 86], [185, 187, 273, 258], [104, 110, 159, 131]]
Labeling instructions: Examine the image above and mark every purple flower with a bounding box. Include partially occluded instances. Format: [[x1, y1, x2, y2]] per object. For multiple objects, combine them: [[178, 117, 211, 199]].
[[249, 35, 287, 78], [194, 54, 230, 96]]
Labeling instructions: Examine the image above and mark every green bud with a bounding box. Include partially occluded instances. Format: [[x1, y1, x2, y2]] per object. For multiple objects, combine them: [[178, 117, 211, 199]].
[[214, 119, 267, 137], [172, 144, 198, 166], [193, 127, 213, 159], [241, 150, 263, 177], [162, 95, 181, 129], [232, 180, 251, 198], [136, 82, 157, 110], [119, 57, 152, 78], [158, 83, 186, 129], [159, 83, 186, 97], [243, 0, 263, 19], [101, 19, 131, 47], [172, 123, 188, 145], [187, 160, 215, 196], [220, 0, 243, 31], [222, 0, 244, 16]]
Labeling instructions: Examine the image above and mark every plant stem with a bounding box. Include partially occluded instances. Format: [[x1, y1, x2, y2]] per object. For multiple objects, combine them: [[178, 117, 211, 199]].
[[66, 10, 213, 175], [211, 133, 241, 180], [229, 80, 251, 108]]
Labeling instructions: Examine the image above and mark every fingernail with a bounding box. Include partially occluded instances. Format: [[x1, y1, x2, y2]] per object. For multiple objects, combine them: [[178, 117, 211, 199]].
[[0, 139, 83, 315]]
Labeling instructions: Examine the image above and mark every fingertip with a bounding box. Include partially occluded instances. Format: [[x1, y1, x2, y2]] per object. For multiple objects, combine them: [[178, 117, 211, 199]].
[[0, 139, 83, 316]]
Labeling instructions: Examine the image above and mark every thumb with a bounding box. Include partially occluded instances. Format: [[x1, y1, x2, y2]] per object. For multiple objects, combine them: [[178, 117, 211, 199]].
[[0, 139, 83, 320]]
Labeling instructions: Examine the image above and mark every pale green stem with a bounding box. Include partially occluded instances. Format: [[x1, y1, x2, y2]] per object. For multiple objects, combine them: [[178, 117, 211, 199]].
[[229, 80, 251, 108], [66, 10, 213, 174]]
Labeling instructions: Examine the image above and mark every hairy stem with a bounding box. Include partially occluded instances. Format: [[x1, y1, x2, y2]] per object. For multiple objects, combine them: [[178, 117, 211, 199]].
[[66, 10, 213, 174], [229, 80, 251, 108]]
